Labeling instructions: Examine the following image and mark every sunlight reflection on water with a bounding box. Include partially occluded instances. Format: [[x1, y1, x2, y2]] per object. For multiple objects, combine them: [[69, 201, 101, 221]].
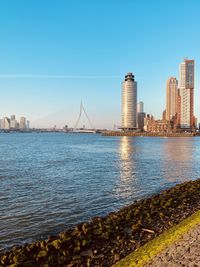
[[0, 133, 200, 250]]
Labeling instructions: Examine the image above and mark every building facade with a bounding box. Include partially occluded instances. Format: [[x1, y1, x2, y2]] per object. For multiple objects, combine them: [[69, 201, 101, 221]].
[[4, 117, 10, 130], [179, 59, 195, 129], [10, 115, 17, 129], [144, 115, 172, 133], [166, 77, 178, 121], [19, 117, 26, 130], [137, 101, 144, 113], [0, 119, 4, 130], [27, 120, 30, 129], [121, 72, 137, 130], [137, 112, 146, 131]]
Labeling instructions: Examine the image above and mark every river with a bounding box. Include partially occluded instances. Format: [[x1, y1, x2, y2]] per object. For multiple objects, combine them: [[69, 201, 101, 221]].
[[0, 133, 200, 250]]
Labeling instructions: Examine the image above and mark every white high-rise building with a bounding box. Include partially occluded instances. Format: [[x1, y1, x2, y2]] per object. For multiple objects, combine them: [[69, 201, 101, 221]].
[[10, 115, 17, 129], [0, 119, 4, 130], [166, 77, 178, 121], [122, 72, 137, 130], [137, 101, 144, 113], [19, 117, 26, 130], [179, 59, 194, 128], [4, 117, 10, 130], [26, 120, 30, 129]]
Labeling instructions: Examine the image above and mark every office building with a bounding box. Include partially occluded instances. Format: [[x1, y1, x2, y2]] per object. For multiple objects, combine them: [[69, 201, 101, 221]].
[[10, 115, 17, 129], [166, 77, 178, 121], [19, 117, 26, 130], [179, 59, 195, 129], [26, 120, 30, 129], [137, 101, 144, 113], [0, 119, 4, 130], [137, 112, 146, 131], [4, 117, 10, 130], [137, 101, 145, 131], [121, 72, 137, 130]]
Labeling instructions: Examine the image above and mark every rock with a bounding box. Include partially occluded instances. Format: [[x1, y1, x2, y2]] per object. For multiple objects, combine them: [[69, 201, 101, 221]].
[[80, 249, 93, 257], [114, 253, 120, 262], [51, 239, 61, 249], [37, 250, 47, 259], [82, 239, 88, 246]]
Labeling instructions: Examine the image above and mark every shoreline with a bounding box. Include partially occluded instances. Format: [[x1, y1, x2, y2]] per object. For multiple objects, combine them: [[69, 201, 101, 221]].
[[102, 131, 197, 137], [114, 210, 200, 267], [1, 179, 200, 266]]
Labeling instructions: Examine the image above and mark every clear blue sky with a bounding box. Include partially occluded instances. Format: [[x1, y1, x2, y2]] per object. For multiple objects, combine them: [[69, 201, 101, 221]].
[[0, 0, 200, 128]]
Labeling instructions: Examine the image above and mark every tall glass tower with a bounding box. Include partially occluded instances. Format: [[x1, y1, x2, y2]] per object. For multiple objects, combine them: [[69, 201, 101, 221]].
[[121, 72, 137, 130]]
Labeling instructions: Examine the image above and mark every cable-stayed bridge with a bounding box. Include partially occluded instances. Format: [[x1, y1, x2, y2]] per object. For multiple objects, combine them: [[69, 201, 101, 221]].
[[73, 102, 96, 133]]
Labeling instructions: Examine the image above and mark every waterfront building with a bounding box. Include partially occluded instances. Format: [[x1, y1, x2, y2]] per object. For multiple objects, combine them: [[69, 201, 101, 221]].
[[144, 115, 172, 133], [179, 59, 195, 129], [121, 72, 137, 130], [4, 117, 10, 130], [137, 101, 145, 131], [11, 115, 15, 120], [162, 110, 166, 121], [26, 120, 30, 129], [137, 112, 146, 131], [175, 88, 181, 128], [10, 115, 17, 129], [0, 119, 4, 130], [166, 77, 178, 121], [137, 101, 144, 113], [19, 117, 26, 130], [10, 120, 17, 129]]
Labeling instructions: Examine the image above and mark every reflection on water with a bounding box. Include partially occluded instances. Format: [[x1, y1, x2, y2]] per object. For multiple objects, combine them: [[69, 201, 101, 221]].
[[116, 136, 136, 199], [161, 138, 196, 183], [1, 133, 200, 250], [120, 136, 135, 177]]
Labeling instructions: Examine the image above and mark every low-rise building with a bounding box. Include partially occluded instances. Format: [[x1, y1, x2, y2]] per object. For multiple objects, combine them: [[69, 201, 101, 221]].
[[144, 114, 173, 133]]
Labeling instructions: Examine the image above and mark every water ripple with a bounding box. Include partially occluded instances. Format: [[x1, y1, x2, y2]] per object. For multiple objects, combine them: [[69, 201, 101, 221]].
[[0, 133, 200, 250]]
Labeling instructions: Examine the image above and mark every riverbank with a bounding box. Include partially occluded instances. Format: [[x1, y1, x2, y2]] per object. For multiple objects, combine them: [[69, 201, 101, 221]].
[[114, 210, 200, 267], [1, 179, 200, 266], [102, 131, 196, 137]]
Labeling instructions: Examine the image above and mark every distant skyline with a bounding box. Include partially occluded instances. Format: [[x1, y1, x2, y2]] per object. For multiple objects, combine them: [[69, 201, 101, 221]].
[[0, 0, 200, 128]]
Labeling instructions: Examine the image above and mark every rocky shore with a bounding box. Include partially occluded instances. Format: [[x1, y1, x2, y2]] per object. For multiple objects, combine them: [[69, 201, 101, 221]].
[[1, 179, 200, 267]]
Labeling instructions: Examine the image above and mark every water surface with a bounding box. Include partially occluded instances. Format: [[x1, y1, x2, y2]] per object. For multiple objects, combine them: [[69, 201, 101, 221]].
[[0, 133, 200, 250]]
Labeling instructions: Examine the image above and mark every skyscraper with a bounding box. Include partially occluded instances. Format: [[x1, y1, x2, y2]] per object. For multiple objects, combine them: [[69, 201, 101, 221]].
[[179, 59, 195, 129], [137, 101, 145, 131], [122, 72, 137, 130], [0, 119, 4, 130], [26, 120, 30, 129], [19, 117, 26, 130], [4, 117, 10, 130], [166, 77, 178, 121], [137, 101, 144, 113], [10, 115, 17, 129]]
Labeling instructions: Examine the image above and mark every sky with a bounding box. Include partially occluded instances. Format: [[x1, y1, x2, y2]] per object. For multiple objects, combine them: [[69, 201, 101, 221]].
[[0, 0, 200, 129]]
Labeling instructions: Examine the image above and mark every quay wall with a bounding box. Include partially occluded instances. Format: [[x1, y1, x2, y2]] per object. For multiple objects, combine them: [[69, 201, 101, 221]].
[[102, 131, 196, 137]]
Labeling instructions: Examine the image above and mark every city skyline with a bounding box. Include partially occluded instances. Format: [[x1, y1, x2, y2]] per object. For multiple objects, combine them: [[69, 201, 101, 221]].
[[0, 0, 200, 128], [0, 115, 30, 131]]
